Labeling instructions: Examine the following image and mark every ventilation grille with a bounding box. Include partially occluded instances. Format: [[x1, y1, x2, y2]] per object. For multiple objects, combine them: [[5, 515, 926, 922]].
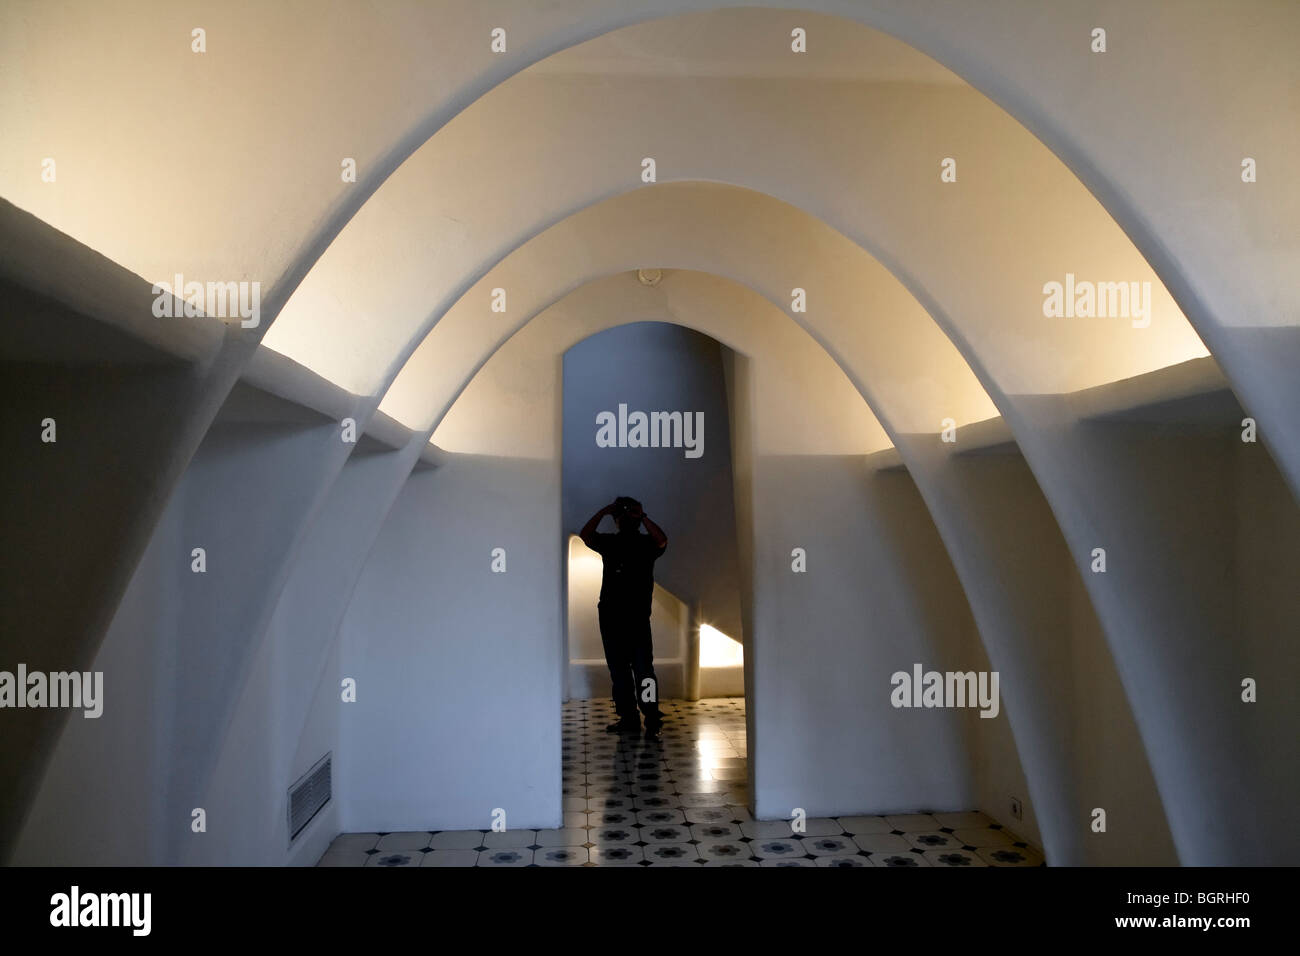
[[288, 753, 331, 842]]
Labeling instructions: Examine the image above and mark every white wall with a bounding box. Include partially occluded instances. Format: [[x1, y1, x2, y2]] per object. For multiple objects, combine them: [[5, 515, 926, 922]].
[[9, 490, 181, 865], [744, 453, 979, 820], [943, 448, 1175, 864], [338, 454, 564, 831], [340, 306, 1009, 833], [179, 439, 428, 865], [10, 386, 417, 866]]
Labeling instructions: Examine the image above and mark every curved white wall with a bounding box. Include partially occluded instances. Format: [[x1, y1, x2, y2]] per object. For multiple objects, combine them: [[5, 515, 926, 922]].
[[3, 2, 1296, 866]]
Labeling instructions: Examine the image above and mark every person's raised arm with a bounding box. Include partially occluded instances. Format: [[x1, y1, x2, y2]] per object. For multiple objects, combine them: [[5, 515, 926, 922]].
[[639, 509, 667, 551], [580, 500, 618, 550]]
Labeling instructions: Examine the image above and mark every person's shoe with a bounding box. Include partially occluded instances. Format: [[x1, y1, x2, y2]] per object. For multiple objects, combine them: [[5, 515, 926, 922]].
[[643, 715, 666, 737], [605, 719, 640, 734]]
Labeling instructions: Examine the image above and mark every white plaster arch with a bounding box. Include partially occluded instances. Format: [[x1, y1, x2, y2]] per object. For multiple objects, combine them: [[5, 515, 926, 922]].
[[3, 2, 1294, 865], [337, 270, 994, 841], [383, 179, 1177, 864], [232, 27, 1292, 859], [4, 7, 1294, 487]]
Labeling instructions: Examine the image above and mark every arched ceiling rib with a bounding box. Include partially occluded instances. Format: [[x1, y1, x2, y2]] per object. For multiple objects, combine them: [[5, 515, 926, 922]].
[[5, 5, 1293, 494], [4, 2, 1292, 342], [393, 266, 1145, 865], [432, 269, 887, 458], [380, 182, 998, 440], [3, 2, 1291, 868], [258, 21, 1204, 414]]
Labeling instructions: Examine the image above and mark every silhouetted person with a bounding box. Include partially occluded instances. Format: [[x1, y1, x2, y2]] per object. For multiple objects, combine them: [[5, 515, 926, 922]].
[[579, 496, 669, 735]]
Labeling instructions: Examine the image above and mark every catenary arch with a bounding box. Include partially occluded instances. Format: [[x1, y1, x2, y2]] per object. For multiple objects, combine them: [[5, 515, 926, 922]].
[[264, 24, 1208, 404], [253, 69, 1279, 853], [242, 43, 1278, 864], [434, 270, 1172, 866], [12, 70, 1289, 868], [9, 258, 1175, 865], [188, 268, 986, 862], [4, 6, 1292, 655], [236, 23, 1289, 863], [4, 5, 1294, 495], [1, 2, 1292, 865], [371, 180, 1174, 863], [337, 270, 1012, 852], [380, 182, 997, 436], [225, 173, 1179, 864], [98, 173, 1131, 865]]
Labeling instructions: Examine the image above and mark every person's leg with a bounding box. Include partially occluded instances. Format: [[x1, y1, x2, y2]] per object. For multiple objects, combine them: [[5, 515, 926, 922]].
[[598, 603, 639, 725], [628, 614, 665, 728]]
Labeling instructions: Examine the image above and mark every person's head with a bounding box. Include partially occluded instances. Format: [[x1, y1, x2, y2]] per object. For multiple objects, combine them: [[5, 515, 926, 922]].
[[613, 496, 643, 533]]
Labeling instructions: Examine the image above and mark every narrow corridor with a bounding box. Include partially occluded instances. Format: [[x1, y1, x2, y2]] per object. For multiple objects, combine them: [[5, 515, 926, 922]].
[[318, 698, 1044, 866]]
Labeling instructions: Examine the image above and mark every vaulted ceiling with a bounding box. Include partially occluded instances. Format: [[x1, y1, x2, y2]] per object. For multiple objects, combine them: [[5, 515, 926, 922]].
[[3, 0, 1297, 867]]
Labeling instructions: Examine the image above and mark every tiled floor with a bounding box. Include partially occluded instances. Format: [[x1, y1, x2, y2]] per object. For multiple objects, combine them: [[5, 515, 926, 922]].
[[317, 697, 1045, 866]]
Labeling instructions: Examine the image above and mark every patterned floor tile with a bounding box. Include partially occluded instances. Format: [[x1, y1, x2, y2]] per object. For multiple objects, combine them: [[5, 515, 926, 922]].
[[977, 845, 1043, 866], [871, 852, 932, 867], [750, 838, 805, 860], [316, 697, 1047, 868], [590, 844, 645, 865], [798, 817, 845, 837], [316, 847, 373, 867], [885, 813, 940, 832], [421, 849, 480, 867], [933, 811, 994, 829], [588, 809, 638, 828], [481, 829, 536, 849], [837, 815, 892, 834], [641, 823, 693, 844], [634, 808, 686, 826], [813, 855, 869, 867], [690, 821, 743, 842], [428, 830, 484, 850], [476, 847, 533, 866], [802, 834, 859, 857], [923, 848, 988, 867], [677, 791, 731, 807], [696, 840, 753, 862], [326, 832, 379, 853], [375, 831, 432, 852], [683, 806, 741, 825], [741, 819, 794, 839], [634, 793, 683, 809], [904, 830, 964, 851], [535, 827, 589, 846], [851, 832, 911, 854], [535, 846, 590, 866], [589, 825, 640, 844], [642, 843, 701, 865], [954, 827, 1014, 847], [587, 795, 636, 812]]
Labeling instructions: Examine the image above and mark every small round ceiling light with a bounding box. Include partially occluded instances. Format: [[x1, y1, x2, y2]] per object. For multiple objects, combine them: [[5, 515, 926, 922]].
[[637, 268, 663, 287]]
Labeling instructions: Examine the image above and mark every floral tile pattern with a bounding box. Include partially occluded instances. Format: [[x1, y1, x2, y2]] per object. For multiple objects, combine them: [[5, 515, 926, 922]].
[[318, 697, 1045, 867]]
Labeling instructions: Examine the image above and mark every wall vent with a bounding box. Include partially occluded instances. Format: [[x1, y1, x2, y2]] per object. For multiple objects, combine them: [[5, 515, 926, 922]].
[[288, 753, 331, 843]]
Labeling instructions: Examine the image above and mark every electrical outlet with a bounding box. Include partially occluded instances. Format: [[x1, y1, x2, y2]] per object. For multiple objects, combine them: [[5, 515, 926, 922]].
[[1010, 796, 1023, 821]]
